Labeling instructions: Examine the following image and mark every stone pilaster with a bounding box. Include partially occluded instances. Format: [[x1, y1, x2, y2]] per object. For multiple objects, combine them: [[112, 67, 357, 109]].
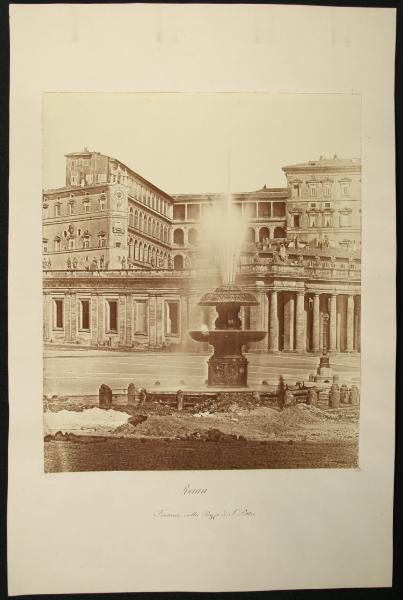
[[155, 295, 164, 345], [65, 294, 71, 342], [295, 292, 306, 352], [43, 295, 51, 341], [269, 291, 279, 351], [118, 295, 126, 345], [126, 294, 133, 345], [312, 294, 320, 352], [346, 294, 354, 352], [329, 294, 337, 351], [148, 295, 157, 346], [98, 297, 105, 344], [91, 295, 98, 345], [179, 295, 188, 347], [70, 294, 77, 342]]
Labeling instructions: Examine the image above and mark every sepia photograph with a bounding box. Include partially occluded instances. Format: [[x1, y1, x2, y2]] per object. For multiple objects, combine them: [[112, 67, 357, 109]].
[[42, 93, 362, 472], [8, 4, 397, 595]]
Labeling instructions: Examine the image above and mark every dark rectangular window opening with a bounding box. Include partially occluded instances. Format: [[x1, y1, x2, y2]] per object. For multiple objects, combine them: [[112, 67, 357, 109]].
[[108, 301, 118, 332], [187, 204, 200, 220], [273, 202, 286, 217], [293, 215, 300, 228], [55, 300, 64, 328], [258, 202, 271, 218], [81, 300, 90, 330], [245, 203, 257, 219], [173, 204, 186, 220], [166, 302, 179, 335]]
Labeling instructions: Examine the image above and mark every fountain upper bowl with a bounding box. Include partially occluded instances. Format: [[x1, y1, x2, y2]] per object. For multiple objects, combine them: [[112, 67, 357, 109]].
[[198, 284, 259, 307]]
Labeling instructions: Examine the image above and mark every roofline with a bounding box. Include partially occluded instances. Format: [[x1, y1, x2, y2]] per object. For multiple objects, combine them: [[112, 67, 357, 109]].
[[171, 188, 288, 200], [282, 162, 361, 173]]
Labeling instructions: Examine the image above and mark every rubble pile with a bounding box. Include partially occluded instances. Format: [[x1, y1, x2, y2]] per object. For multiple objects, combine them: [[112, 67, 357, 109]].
[[177, 428, 247, 442]]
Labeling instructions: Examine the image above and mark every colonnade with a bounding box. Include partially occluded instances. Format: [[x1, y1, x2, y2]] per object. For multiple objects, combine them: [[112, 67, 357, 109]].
[[266, 289, 360, 353]]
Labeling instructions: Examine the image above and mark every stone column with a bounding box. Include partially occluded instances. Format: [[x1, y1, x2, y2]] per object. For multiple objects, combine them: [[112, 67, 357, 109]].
[[295, 292, 306, 352], [329, 294, 337, 351], [269, 291, 279, 352], [312, 294, 320, 352], [254, 290, 269, 351], [283, 293, 295, 351], [354, 296, 361, 352], [346, 294, 354, 352]]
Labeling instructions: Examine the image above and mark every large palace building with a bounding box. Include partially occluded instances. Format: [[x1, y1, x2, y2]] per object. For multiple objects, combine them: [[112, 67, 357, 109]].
[[43, 150, 361, 354]]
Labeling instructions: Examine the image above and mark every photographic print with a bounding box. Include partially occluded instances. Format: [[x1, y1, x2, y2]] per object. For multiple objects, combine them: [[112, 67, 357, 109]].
[[42, 93, 361, 472]]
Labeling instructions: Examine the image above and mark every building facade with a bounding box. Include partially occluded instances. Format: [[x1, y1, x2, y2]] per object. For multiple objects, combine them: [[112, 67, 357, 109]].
[[283, 155, 361, 250], [43, 149, 173, 271], [43, 150, 361, 354]]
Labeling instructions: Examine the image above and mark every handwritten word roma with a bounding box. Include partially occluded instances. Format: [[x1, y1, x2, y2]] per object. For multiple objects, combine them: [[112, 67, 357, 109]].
[[182, 484, 208, 495], [153, 508, 255, 520]]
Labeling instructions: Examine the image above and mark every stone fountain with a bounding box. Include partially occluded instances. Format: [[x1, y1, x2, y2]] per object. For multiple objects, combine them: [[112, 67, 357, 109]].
[[189, 193, 267, 387], [189, 285, 267, 387]]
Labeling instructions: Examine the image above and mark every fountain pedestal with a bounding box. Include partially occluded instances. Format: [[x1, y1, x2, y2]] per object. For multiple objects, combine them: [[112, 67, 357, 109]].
[[189, 285, 267, 388]]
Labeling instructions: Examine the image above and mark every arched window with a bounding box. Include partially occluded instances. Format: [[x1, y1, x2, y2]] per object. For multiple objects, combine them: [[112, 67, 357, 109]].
[[173, 228, 184, 245], [148, 216, 152, 234], [83, 234, 90, 249], [134, 210, 139, 229], [273, 226, 286, 238], [139, 242, 143, 261], [259, 227, 270, 243], [139, 213, 144, 230], [129, 207, 134, 226], [99, 195, 106, 211], [174, 255, 184, 270], [54, 237, 61, 252], [245, 227, 255, 243], [188, 228, 199, 246]]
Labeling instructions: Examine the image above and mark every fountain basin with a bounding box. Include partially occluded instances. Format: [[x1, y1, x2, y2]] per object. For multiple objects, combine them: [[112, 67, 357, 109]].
[[190, 329, 267, 387], [190, 330, 266, 354]]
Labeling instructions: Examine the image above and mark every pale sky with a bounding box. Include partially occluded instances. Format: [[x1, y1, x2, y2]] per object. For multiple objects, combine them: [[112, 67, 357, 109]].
[[43, 93, 361, 194]]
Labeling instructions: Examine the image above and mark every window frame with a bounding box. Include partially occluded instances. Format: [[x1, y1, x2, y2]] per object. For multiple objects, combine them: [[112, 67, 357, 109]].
[[79, 298, 91, 332], [133, 299, 149, 335], [53, 298, 64, 330], [106, 299, 118, 333], [164, 300, 180, 337]]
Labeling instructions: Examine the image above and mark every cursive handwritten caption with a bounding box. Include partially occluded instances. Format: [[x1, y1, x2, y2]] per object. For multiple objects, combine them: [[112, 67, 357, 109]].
[[153, 485, 255, 520], [153, 508, 255, 520]]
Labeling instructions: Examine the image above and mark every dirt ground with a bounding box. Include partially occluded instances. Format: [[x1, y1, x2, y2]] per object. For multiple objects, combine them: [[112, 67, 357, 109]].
[[44, 396, 359, 444]]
